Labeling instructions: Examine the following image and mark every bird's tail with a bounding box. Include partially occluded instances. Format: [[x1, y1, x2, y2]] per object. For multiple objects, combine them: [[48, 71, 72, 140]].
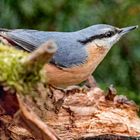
[[0, 28, 11, 45], [0, 28, 10, 32], [0, 28, 31, 52]]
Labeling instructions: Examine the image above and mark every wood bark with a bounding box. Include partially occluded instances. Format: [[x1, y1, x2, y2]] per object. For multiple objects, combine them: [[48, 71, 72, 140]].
[[0, 42, 140, 140], [0, 86, 140, 140]]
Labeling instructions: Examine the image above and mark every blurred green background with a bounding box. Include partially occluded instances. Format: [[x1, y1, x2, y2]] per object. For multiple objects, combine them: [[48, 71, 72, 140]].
[[0, 0, 140, 103]]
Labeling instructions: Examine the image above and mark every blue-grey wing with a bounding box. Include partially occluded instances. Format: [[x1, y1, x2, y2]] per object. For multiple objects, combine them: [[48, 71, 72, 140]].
[[0, 29, 88, 68], [51, 36, 88, 67], [0, 29, 50, 51]]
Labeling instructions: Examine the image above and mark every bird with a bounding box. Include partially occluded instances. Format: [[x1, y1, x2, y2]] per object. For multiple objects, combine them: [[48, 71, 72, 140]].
[[0, 24, 138, 88]]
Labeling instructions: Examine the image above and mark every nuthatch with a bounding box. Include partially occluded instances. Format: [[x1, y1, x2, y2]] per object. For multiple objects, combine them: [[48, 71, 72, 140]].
[[0, 24, 138, 87]]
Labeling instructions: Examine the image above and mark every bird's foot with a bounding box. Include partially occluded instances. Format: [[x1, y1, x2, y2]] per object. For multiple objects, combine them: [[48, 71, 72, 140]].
[[85, 75, 98, 90], [65, 85, 88, 94], [48, 85, 88, 96], [48, 84, 65, 93]]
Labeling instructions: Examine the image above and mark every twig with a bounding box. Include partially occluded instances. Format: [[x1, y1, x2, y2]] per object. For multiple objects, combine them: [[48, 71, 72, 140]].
[[17, 95, 59, 140], [21, 40, 57, 69]]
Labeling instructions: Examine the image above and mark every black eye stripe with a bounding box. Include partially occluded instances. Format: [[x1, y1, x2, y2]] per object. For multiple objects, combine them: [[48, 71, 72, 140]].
[[78, 29, 119, 45], [78, 34, 106, 44]]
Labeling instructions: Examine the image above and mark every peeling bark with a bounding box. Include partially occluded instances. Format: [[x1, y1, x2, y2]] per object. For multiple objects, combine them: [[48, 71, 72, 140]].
[[1, 86, 140, 140]]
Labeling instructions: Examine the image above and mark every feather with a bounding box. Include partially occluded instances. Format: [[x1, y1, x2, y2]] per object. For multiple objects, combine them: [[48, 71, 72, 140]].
[[0, 28, 88, 68]]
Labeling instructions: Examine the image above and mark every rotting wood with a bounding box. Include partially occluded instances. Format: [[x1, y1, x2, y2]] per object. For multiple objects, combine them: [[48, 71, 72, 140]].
[[1, 85, 140, 140], [0, 42, 140, 139]]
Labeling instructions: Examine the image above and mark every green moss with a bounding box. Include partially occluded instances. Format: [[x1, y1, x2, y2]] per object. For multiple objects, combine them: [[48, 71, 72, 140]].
[[0, 43, 45, 95]]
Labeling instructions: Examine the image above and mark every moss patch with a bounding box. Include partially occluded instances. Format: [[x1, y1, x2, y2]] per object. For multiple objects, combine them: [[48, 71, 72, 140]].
[[0, 44, 45, 95]]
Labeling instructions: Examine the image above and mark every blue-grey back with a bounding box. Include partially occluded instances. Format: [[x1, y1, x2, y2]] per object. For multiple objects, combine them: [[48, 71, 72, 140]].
[[5, 24, 115, 67], [7, 29, 88, 67]]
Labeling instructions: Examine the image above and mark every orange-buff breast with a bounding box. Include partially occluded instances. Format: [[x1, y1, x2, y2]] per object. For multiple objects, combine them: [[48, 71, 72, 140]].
[[44, 44, 109, 87]]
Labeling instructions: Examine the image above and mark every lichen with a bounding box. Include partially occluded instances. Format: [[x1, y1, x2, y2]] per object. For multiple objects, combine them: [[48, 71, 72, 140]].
[[0, 43, 45, 95]]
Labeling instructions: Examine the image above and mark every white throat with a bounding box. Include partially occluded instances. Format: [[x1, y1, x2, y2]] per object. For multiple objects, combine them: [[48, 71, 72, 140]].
[[93, 34, 120, 48]]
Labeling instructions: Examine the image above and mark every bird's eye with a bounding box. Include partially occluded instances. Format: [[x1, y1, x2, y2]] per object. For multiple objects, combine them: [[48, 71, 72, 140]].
[[105, 31, 114, 37]]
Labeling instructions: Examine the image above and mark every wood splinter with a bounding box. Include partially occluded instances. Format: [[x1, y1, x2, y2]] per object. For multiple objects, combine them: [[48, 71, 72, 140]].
[[21, 40, 57, 68]]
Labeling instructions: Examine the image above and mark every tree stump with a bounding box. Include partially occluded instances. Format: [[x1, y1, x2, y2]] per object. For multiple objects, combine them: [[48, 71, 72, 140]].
[[0, 85, 140, 140], [0, 42, 140, 140]]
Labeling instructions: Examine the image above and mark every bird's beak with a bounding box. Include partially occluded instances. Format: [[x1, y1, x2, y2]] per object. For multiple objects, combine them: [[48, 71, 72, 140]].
[[119, 25, 138, 36]]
